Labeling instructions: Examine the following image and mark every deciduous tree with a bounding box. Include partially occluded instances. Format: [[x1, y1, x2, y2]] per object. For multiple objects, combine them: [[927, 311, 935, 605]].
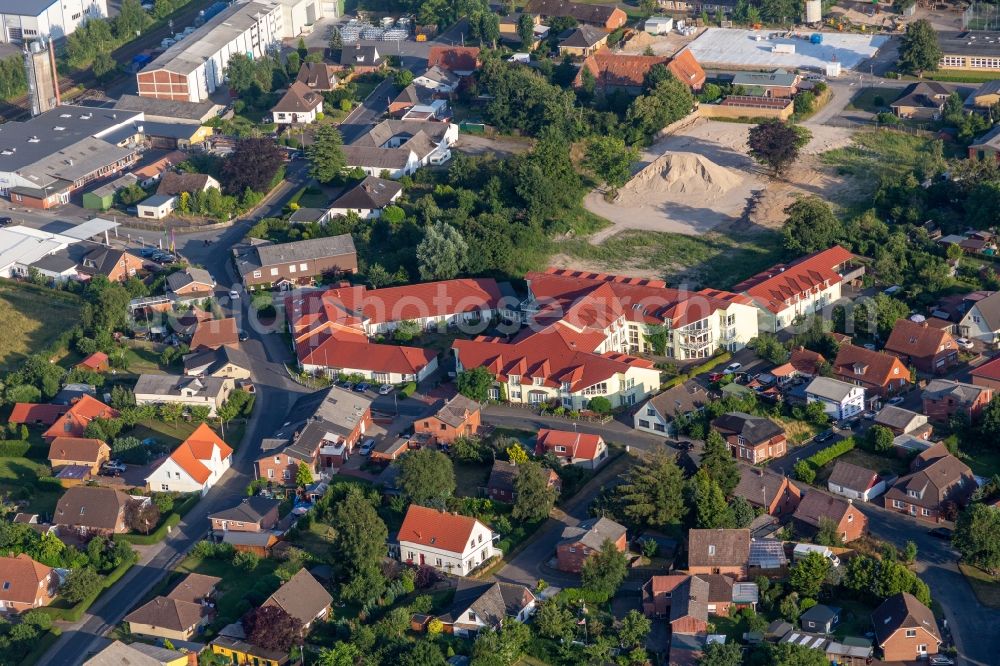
[[457, 367, 495, 402], [898, 19, 941, 75], [417, 221, 468, 281], [954, 502, 1000, 573], [242, 605, 300, 651], [748, 119, 811, 176], [782, 196, 842, 254], [789, 551, 831, 598], [221, 138, 285, 195], [513, 461, 557, 521], [124, 500, 160, 535], [584, 136, 639, 192], [398, 448, 456, 507], [581, 538, 628, 600]]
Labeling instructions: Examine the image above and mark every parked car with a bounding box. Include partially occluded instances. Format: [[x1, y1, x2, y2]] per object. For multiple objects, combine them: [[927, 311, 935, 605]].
[[359, 438, 376, 456], [929, 655, 955, 665], [862, 411, 877, 419], [238, 331, 248, 341], [815, 430, 836, 443], [724, 362, 742, 374], [887, 396, 905, 406], [354, 382, 371, 393], [337, 380, 354, 390], [137, 247, 158, 257], [0, 216, 13, 226], [378, 384, 394, 395], [229, 290, 240, 300], [928, 527, 953, 540], [956, 337, 974, 350], [708, 372, 725, 383], [102, 461, 127, 474]]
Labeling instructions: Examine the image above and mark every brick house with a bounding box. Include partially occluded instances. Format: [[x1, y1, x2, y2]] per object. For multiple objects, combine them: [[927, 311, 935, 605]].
[[832, 344, 911, 398], [486, 460, 561, 504], [235, 235, 358, 290], [668, 576, 710, 635], [535, 429, 609, 469], [827, 461, 887, 503], [792, 491, 867, 543], [883, 318, 958, 374], [167, 266, 216, 299], [255, 387, 373, 484], [426, 46, 481, 76], [556, 517, 626, 573], [874, 405, 931, 438], [971, 354, 1000, 390], [687, 528, 750, 579], [525, 0, 627, 30], [47, 437, 110, 476], [710, 412, 787, 464], [414, 394, 481, 445], [883, 443, 976, 522], [872, 593, 942, 661], [78, 246, 145, 283], [42, 395, 119, 441], [732, 467, 801, 517], [0, 554, 58, 612], [189, 317, 240, 351], [921, 379, 992, 423], [641, 574, 688, 618], [209, 496, 281, 533]]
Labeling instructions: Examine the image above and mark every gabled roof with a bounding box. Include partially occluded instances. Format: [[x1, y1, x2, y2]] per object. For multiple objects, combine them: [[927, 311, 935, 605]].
[[891, 81, 950, 110], [0, 554, 52, 604], [432, 393, 481, 428], [805, 376, 860, 403], [966, 291, 1000, 333], [687, 529, 750, 568], [166, 266, 215, 293], [150, 423, 232, 486], [55, 486, 131, 530], [427, 46, 481, 72], [9, 403, 66, 426], [273, 81, 324, 113], [236, 235, 357, 277], [667, 50, 706, 89], [182, 343, 251, 377], [329, 176, 402, 210], [398, 504, 485, 554], [560, 25, 607, 48], [874, 405, 926, 432], [166, 572, 221, 604], [78, 246, 140, 277], [262, 569, 332, 626], [833, 344, 908, 388], [76, 352, 109, 371], [209, 496, 280, 525], [734, 246, 855, 314], [85, 640, 187, 666], [828, 461, 879, 493], [559, 516, 626, 550], [526, 0, 624, 24], [792, 491, 854, 529], [339, 44, 380, 66], [125, 596, 205, 632], [884, 318, 956, 360], [190, 317, 239, 351], [48, 437, 108, 464], [670, 575, 709, 625], [296, 61, 337, 90], [44, 395, 119, 439], [922, 378, 988, 406], [643, 381, 709, 420], [537, 428, 605, 460], [871, 592, 941, 646], [884, 446, 975, 509], [437, 578, 535, 626], [710, 412, 784, 446], [732, 467, 793, 508], [261, 386, 373, 462], [800, 603, 840, 627], [577, 52, 669, 88], [156, 171, 217, 196]]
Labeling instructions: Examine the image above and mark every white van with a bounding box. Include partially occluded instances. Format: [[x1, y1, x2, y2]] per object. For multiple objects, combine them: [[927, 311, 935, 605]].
[[792, 543, 840, 567]]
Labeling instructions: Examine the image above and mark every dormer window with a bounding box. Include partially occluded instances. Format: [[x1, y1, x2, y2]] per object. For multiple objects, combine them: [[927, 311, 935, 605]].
[[708, 545, 716, 556], [555, 446, 566, 453]]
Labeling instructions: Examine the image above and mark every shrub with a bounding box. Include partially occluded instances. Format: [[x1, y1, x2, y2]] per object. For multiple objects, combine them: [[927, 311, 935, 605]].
[[399, 382, 417, 398], [233, 550, 260, 571], [793, 459, 816, 484], [0, 441, 31, 457]]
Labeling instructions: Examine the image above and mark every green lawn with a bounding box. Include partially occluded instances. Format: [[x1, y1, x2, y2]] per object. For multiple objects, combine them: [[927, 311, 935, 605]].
[[454, 461, 492, 498], [126, 419, 202, 449], [0, 457, 59, 516], [833, 598, 877, 639], [814, 448, 910, 485], [958, 563, 1000, 609], [959, 446, 1000, 479], [174, 554, 283, 632], [561, 228, 786, 290], [847, 87, 900, 113], [122, 343, 168, 375], [821, 129, 948, 180], [291, 521, 337, 562], [0, 283, 83, 370]]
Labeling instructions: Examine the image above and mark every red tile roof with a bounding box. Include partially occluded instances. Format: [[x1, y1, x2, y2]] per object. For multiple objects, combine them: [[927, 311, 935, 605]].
[[398, 504, 483, 554], [9, 403, 66, 426], [536, 428, 604, 460], [734, 246, 855, 314], [667, 49, 706, 90], [161, 423, 233, 485], [297, 332, 437, 375], [833, 344, 909, 388], [76, 352, 109, 371], [190, 318, 240, 351], [884, 318, 957, 360], [971, 355, 1000, 382], [0, 554, 52, 605], [43, 395, 119, 439], [427, 46, 481, 72], [576, 52, 670, 89]]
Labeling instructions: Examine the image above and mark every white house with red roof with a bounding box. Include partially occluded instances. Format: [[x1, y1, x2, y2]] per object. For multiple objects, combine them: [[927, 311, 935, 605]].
[[519, 268, 759, 361], [535, 428, 608, 469], [145, 423, 233, 495], [733, 246, 865, 332], [396, 505, 499, 576], [288, 278, 505, 384]]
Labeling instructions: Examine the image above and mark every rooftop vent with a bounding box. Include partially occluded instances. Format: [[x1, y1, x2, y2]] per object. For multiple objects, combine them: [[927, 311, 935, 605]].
[[53, 126, 65, 131], [28, 136, 39, 143]]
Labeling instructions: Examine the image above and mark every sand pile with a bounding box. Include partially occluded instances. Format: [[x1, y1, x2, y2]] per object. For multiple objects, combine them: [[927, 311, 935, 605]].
[[617, 152, 743, 204], [622, 31, 656, 52]]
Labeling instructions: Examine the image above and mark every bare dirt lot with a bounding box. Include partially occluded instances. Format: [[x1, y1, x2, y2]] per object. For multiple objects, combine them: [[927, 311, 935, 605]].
[[583, 117, 856, 243]]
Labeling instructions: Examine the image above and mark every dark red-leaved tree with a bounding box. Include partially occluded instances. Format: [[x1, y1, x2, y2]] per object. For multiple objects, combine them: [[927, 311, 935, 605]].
[[242, 605, 300, 651], [221, 138, 285, 195], [747, 119, 810, 177]]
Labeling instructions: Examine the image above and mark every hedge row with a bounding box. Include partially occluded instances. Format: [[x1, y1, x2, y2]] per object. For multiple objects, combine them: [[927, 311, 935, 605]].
[[398, 382, 417, 398], [807, 436, 856, 469], [38, 559, 134, 622], [0, 440, 31, 457], [123, 492, 200, 545]]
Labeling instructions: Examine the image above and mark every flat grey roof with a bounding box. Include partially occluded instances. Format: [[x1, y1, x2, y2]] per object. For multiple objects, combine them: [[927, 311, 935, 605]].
[[141, 193, 176, 206], [142, 0, 280, 76], [237, 234, 356, 275], [0, 105, 141, 177], [938, 31, 1000, 57], [113, 94, 220, 123]]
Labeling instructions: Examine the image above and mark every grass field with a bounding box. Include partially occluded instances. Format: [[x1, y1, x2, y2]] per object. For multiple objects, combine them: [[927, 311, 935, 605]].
[[0, 457, 59, 516], [821, 129, 949, 180], [454, 461, 492, 498], [174, 554, 283, 631], [561, 228, 786, 290], [0, 284, 83, 370], [847, 87, 900, 113], [815, 447, 910, 485], [958, 563, 1000, 608]]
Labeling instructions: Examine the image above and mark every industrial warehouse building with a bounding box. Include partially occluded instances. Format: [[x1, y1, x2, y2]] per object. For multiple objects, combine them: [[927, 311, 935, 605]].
[[136, 0, 329, 104], [0, 105, 143, 208], [0, 0, 108, 44]]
